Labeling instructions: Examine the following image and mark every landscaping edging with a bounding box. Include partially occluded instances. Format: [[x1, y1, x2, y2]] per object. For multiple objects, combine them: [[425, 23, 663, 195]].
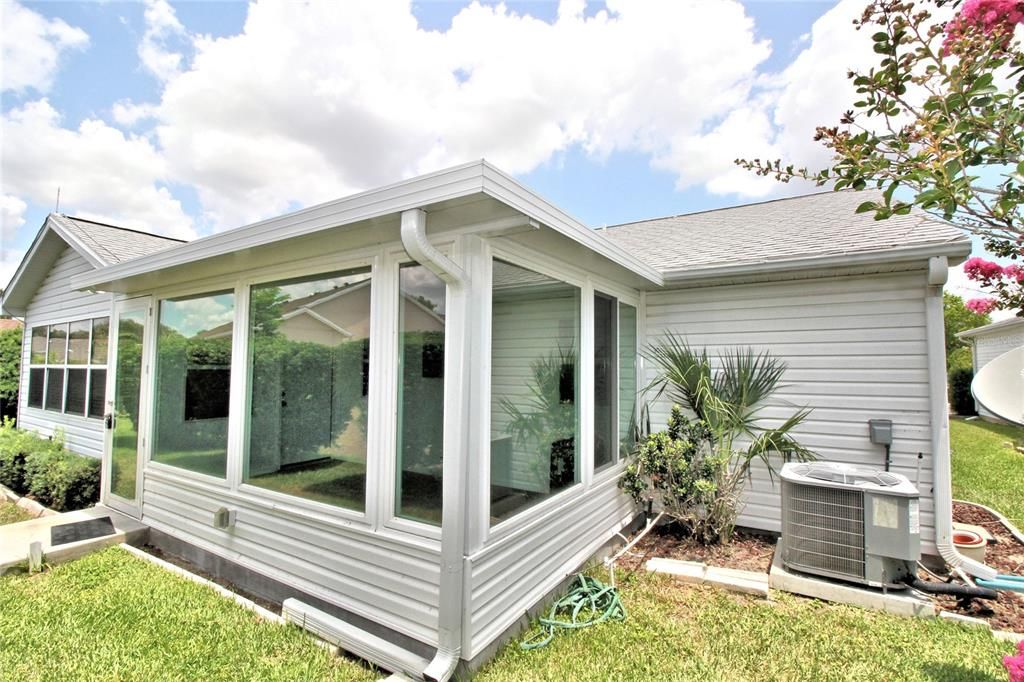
[[0, 482, 57, 519], [646, 557, 770, 598], [955, 498, 1024, 545]]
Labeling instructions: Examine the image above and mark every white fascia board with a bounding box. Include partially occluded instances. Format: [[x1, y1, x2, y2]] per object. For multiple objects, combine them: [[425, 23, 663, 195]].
[[2, 214, 107, 316], [46, 214, 108, 268], [71, 161, 490, 291], [956, 316, 1024, 339], [71, 160, 665, 292], [479, 162, 664, 286], [659, 239, 973, 284]]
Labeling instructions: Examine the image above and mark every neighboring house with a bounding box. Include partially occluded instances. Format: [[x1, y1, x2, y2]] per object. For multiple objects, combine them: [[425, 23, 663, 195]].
[[1, 161, 971, 677], [956, 317, 1024, 419]]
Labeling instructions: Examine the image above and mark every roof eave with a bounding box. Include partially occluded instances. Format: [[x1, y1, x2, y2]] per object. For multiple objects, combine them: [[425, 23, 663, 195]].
[[2, 214, 111, 317], [658, 239, 973, 284], [956, 316, 1024, 339], [72, 160, 664, 292]]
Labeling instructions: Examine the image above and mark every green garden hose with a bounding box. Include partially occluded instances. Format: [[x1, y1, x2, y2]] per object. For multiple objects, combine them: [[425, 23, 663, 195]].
[[519, 574, 625, 650]]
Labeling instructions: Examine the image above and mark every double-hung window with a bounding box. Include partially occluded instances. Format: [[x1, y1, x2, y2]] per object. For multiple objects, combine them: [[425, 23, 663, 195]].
[[26, 318, 109, 419]]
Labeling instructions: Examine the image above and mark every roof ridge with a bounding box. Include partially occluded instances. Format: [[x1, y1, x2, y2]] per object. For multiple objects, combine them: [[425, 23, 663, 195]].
[[602, 189, 854, 230], [59, 214, 187, 243]]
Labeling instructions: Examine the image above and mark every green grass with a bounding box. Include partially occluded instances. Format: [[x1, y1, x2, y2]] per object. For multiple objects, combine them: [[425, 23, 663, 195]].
[[0, 500, 33, 525], [0, 547, 377, 681], [0, 547, 1014, 681], [477, 572, 1015, 681], [950, 417, 1024, 527]]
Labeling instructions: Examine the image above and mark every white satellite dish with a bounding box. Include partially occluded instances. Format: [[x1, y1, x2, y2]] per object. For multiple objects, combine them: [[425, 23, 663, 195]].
[[971, 345, 1024, 427]]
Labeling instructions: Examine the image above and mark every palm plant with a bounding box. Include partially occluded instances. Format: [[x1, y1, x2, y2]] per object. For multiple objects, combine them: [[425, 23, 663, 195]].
[[646, 333, 814, 476], [621, 333, 814, 544]]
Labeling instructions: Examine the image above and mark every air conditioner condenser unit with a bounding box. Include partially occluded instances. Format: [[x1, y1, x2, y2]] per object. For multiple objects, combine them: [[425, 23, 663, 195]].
[[780, 462, 921, 588]]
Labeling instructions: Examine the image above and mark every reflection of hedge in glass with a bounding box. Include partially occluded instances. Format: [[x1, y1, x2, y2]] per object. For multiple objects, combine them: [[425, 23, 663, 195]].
[[247, 335, 370, 477], [396, 330, 445, 523]]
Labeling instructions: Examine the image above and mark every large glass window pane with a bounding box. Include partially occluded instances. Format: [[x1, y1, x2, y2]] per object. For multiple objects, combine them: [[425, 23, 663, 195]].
[[594, 293, 617, 470], [112, 310, 146, 501], [153, 292, 234, 477], [91, 317, 109, 365], [27, 368, 44, 408], [88, 369, 107, 419], [396, 264, 446, 525], [245, 269, 371, 511], [68, 320, 90, 365], [44, 368, 64, 411], [490, 259, 580, 523], [65, 368, 88, 414], [47, 323, 67, 364], [30, 327, 47, 364], [618, 303, 638, 459]]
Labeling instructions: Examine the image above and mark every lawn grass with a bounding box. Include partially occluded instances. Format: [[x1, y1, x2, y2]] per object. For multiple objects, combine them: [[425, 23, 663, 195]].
[[477, 571, 1016, 681], [950, 417, 1024, 527], [0, 500, 33, 525], [0, 547, 377, 682], [0, 546, 1014, 681]]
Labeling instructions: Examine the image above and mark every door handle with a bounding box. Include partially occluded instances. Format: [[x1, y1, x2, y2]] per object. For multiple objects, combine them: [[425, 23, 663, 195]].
[[104, 413, 115, 430]]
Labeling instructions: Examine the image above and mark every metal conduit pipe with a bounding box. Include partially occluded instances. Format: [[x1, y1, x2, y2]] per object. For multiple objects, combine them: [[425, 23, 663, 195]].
[[400, 209, 469, 682], [924, 258, 997, 581]]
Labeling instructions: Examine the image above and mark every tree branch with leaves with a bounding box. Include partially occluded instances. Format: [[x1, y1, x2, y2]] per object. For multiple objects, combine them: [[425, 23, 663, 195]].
[[737, 0, 1024, 313]]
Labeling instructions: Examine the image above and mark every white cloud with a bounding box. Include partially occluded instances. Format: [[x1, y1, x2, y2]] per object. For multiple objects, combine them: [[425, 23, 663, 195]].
[[0, 0, 88, 93], [111, 99, 158, 127], [145, 0, 775, 228], [138, 0, 187, 82], [1, 99, 195, 240], [0, 196, 28, 292]]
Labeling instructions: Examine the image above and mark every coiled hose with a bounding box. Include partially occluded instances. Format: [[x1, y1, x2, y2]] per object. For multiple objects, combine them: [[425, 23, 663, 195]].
[[520, 574, 625, 650]]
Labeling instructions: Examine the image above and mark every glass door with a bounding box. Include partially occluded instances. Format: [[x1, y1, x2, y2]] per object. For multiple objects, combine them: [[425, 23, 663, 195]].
[[102, 298, 150, 517]]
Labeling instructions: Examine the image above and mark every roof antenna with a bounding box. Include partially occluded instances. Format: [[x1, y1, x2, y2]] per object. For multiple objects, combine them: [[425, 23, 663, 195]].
[[54, 187, 61, 214]]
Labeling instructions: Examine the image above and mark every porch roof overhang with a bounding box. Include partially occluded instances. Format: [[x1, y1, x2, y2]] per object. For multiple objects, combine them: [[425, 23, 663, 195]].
[[71, 160, 664, 294]]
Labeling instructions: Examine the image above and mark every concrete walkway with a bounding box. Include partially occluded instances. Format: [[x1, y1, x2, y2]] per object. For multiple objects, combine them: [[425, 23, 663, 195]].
[[0, 505, 148, 575]]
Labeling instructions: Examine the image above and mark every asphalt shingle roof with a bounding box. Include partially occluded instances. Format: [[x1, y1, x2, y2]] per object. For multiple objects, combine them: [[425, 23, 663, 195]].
[[50, 214, 185, 266], [600, 190, 970, 275]]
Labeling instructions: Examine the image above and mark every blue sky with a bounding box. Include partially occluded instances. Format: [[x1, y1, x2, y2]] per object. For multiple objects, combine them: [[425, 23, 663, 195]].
[[0, 0, 999, 304]]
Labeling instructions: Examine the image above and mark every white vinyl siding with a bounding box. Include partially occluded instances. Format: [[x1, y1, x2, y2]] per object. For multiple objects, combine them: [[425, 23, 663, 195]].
[[465, 473, 633, 658], [18, 246, 111, 457], [642, 270, 938, 549], [141, 467, 442, 645]]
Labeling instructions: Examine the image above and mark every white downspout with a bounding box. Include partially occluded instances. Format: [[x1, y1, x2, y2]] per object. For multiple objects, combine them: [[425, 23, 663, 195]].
[[925, 257, 997, 580], [400, 209, 470, 682]]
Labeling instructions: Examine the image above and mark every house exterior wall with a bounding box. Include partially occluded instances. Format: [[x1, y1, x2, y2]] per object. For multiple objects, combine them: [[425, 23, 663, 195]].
[[642, 269, 940, 550], [18, 245, 110, 457], [971, 326, 1024, 418]]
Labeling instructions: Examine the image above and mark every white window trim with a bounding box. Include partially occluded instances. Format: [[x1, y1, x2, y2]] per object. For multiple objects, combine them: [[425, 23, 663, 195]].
[[26, 317, 109, 419]]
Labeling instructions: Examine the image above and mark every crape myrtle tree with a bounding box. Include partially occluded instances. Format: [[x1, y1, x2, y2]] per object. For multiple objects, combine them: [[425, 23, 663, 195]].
[[737, 0, 1024, 315]]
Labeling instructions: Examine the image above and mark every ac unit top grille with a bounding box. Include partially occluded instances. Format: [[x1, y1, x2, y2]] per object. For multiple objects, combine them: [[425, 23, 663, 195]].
[[783, 481, 865, 581]]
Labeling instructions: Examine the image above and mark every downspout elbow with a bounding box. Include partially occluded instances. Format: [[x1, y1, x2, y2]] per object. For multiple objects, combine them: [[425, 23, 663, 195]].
[[422, 648, 460, 682], [400, 209, 467, 288]]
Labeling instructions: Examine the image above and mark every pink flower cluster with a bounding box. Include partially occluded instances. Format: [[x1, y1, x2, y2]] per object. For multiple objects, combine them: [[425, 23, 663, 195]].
[[966, 297, 998, 314], [1006, 639, 1024, 682], [964, 257, 1024, 284], [945, 0, 1024, 51]]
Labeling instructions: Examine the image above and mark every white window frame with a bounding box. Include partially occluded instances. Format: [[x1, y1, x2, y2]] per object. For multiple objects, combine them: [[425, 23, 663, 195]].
[[25, 317, 109, 419]]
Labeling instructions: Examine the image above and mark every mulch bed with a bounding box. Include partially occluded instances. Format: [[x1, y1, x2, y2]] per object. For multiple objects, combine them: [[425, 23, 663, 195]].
[[923, 501, 1024, 635], [617, 524, 777, 574]]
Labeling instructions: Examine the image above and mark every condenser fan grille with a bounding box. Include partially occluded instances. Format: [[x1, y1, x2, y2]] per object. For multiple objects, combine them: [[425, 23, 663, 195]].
[[783, 481, 866, 581]]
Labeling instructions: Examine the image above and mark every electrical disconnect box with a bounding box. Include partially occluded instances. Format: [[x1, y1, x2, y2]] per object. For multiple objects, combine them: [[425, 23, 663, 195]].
[[868, 419, 893, 445]]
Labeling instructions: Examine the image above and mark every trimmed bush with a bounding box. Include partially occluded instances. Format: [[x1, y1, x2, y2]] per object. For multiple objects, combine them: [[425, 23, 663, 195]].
[[0, 420, 100, 511], [949, 366, 977, 416]]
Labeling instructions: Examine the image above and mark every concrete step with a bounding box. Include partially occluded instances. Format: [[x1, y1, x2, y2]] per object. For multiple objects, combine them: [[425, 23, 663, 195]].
[[0, 505, 149, 574]]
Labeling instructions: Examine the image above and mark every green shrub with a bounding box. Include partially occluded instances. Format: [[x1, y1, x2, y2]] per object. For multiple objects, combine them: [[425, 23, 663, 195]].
[[0, 418, 37, 491], [0, 421, 100, 511], [949, 367, 977, 416]]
